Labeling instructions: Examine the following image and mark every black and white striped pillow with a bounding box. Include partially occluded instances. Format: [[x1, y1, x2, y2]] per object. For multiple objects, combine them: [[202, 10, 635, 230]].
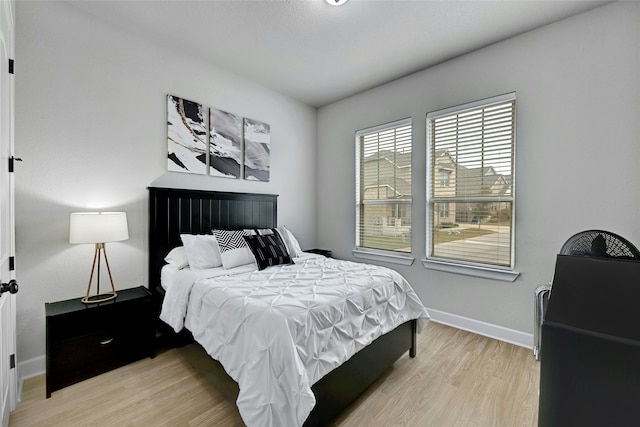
[[212, 229, 256, 269], [244, 232, 293, 270]]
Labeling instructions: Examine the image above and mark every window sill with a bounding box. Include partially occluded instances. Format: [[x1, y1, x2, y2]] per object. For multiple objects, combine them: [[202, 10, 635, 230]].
[[421, 258, 520, 282], [353, 248, 415, 266]]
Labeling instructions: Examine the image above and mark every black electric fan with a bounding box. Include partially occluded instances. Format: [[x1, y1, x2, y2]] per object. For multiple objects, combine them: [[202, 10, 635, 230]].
[[559, 230, 640, 260]]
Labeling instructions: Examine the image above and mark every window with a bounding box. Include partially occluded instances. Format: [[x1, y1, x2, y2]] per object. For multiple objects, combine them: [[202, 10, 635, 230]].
[[355, 118, 412, 257], [439, 202, 449, 219], [439, 171, 451, 187], [426, 93, 517, 277]]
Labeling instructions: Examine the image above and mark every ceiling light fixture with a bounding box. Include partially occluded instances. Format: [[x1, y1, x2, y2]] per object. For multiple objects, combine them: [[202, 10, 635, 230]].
[[325, 0, 348, 5]]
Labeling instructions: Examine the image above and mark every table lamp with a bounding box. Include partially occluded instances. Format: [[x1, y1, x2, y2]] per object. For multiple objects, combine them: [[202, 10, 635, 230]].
[[69, 212, 129, 303]]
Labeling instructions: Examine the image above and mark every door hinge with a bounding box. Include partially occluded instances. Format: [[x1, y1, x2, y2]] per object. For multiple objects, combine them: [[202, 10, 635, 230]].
[[8, 156, 22, 172], [8, 59, 13, 75], [9, 256, 14, 271], [10, 354, 15, 369]]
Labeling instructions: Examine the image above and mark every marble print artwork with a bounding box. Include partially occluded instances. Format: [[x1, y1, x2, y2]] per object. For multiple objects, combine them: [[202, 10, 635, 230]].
[[209, 107, 242, 179], [243, 118, 270, 182], [167, 95, 207, 174]]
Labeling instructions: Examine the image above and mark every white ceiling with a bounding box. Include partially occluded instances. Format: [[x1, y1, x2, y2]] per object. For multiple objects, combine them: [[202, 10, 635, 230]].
[[68, 0, 612, 108]]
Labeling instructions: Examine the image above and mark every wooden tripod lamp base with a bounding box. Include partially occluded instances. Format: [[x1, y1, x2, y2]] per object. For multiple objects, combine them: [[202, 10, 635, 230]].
[[82, 243, 118, 304]]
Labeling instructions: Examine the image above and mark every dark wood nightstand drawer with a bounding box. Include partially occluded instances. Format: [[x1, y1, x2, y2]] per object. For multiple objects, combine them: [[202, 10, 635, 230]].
[[46, 286, 154, 398], [48, 301, 142, 341]]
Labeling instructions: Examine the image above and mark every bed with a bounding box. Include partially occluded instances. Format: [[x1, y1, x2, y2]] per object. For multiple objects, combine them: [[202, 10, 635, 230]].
[[148, 187, 429, 426]]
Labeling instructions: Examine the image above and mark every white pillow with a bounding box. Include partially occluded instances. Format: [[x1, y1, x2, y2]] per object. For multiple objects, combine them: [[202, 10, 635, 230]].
[[180, 234, 223, 270], [276, 226, 303, 257], [164, 246, 189, 270], [212, 229, 256, 269]]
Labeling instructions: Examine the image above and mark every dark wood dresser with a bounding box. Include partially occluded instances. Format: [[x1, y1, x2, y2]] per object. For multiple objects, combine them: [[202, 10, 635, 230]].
[[539, 256, 640, 426], [45, 286, 154, 398]]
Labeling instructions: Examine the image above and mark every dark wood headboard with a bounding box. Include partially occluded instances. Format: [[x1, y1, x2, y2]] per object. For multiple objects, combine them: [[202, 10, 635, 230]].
[[148, 187, 278, 296]]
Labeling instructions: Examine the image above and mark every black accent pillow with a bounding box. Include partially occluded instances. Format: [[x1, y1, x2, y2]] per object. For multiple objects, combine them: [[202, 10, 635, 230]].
[[244, 232, 294, 270]]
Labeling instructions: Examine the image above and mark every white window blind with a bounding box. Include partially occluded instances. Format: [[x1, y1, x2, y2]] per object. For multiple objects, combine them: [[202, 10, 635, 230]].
[[356, 119, 412, 254], [427, 94, 515, 268]]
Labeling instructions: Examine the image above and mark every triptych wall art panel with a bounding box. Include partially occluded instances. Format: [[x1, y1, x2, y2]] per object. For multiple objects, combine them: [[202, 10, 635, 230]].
[[167, 94, 271, 182], [167, 95, 207, 175], [243, 118, 270, 182], [209, 107, 242, 179]]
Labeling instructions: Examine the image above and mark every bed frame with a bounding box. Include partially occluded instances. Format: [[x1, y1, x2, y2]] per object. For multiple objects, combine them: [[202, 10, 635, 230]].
[[148, 186, 417, 426]]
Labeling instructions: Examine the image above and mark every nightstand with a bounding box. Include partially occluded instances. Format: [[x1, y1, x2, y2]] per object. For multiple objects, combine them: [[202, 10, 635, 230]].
[[45, 286, 154, 398], [306, 248, 332, 258]]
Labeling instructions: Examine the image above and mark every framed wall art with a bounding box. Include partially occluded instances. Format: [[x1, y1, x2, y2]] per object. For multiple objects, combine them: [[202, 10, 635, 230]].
[[167, 95, 207, 175], [209, 107, 243, 179], [243, 118, 270, 182], [166, 95, 271, 182]]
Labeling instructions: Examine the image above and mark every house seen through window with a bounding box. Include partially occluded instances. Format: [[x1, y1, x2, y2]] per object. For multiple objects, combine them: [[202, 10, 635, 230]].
[[426, 94, 516, 269], [356, 118, 412, 254]]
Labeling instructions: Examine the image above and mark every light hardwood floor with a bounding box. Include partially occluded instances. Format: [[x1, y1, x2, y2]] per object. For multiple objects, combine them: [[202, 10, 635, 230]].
[[10, 322, 540, 426]]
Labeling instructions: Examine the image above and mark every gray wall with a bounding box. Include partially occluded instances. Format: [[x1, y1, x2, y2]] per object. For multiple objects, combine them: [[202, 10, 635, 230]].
[[316, 2, 640, 335], [14, 2, 317, 365]]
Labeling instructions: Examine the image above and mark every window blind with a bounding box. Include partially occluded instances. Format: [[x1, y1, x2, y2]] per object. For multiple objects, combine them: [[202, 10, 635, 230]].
[[427, 95, 515, 268], [356, 119, 412, 253]]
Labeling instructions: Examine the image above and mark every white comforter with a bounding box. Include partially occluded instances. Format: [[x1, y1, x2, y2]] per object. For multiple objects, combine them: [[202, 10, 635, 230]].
[[160, 255, 429, 427]]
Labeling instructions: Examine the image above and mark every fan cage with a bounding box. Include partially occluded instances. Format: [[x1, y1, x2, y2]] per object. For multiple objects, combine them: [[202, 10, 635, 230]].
[[559, 230, 640, 260]]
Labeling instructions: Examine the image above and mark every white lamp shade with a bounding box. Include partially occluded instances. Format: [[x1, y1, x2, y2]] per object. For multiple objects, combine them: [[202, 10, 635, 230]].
[[69, 212, 129, 244]]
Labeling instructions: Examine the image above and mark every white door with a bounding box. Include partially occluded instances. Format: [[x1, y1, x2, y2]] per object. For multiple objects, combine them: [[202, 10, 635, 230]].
[[0, 1, 16, 426]]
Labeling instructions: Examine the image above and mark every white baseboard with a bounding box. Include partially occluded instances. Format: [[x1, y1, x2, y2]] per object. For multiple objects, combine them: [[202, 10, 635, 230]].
[[427, 308, 533, 350], [17, 354, 46, 399]]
